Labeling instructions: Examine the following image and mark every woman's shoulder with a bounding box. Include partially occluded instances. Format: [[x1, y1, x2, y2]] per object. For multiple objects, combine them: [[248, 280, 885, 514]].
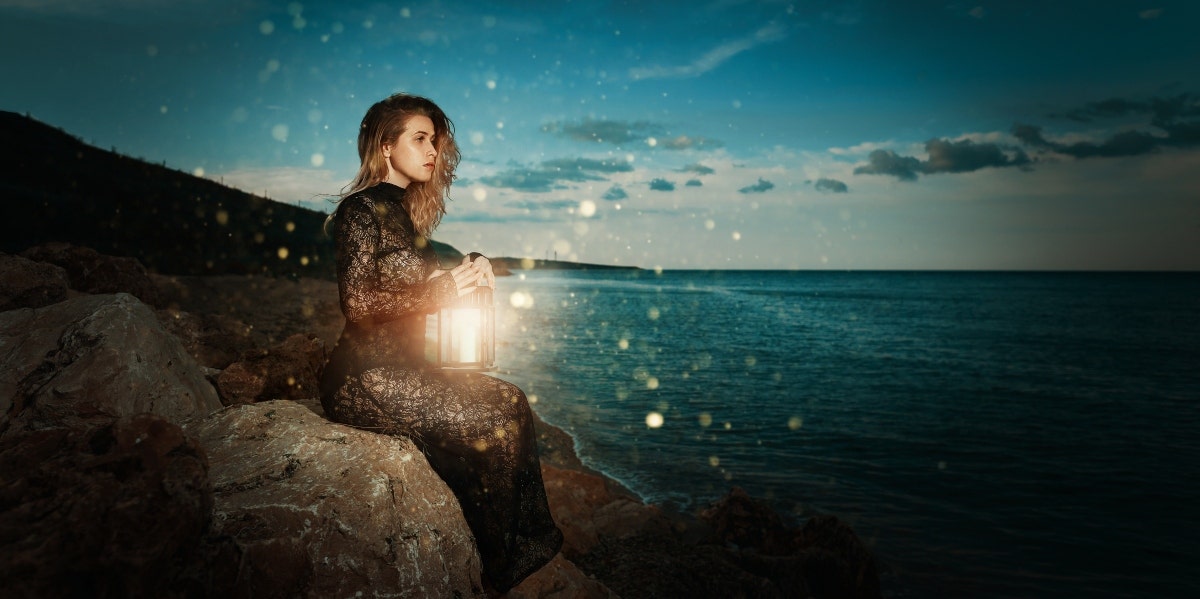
[[335, 186, 391, 220]]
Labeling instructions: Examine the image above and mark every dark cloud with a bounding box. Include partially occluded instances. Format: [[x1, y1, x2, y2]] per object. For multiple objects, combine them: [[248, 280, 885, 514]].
[[739, 178, 774, 193], [853, 149, 923, 181], [685, 179, 703, 187], [1024, 93, 1200, 158], [1012, 123, 1160, 158], [542, 118, 657, 145], [1011, 123, 1050, 147], [854, 138, 1030, 181], [542, 118, 723, 150], [602, 185, 628, 201], [479, 157, 633, 192], [924, 138, 1031, 174], [814, 178, 848, 193], [680, 163, 715, 175], [542, 157, 633, 174], [649, 178, 675, 191]]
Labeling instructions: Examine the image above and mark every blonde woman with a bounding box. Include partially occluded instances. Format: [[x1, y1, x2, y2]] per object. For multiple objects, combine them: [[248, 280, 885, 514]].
[[320, 93, 561, 593]]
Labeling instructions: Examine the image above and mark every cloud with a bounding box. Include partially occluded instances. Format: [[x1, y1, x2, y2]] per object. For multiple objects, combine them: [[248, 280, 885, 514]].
[[854, 138, 1031, 181], [1013, 93, 1200, 158], [855, 93, 1200, 183], [658, 135, 724, 151], [853, 150, 923, 181], [968, 6, 986, 19], [739, 178, 774, 193], [542, 118, 656, 145], [680, 163, 715, 175], [629, 23, 786, 80], [814, 178, 848, 193], [649, 178, 676, 192], [685, 179, 703, 187], [828, 140, 901, 156], [602, 185, 628, 201], [924, 138, 1032, 173], [1139, 8, 1164, 19], [1012, 124, 1161, 158], [479, 157, 634, 192], [543, 118, 723, 151]]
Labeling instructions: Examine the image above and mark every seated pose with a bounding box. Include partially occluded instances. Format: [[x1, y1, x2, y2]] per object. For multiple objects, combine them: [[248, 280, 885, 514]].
[[319, 92, 562, 593]]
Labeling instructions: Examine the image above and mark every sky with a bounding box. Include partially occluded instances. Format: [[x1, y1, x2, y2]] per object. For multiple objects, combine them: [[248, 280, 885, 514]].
[[2, 0, 1198, 270]]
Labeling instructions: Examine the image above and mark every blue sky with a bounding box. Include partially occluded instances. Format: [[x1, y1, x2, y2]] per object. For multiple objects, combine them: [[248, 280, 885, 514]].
[[2, 0, 1198, 269]]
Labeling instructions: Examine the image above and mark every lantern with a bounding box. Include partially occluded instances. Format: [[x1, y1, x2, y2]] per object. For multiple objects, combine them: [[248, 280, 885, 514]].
[[435, 285, 495, 371]]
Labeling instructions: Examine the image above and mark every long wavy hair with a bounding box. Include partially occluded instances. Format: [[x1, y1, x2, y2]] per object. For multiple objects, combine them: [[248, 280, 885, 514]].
[[328, 93, 460, 237]]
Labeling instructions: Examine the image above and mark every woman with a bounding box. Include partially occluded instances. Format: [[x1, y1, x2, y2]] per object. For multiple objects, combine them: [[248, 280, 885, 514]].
[[319, 93, 562, 593]]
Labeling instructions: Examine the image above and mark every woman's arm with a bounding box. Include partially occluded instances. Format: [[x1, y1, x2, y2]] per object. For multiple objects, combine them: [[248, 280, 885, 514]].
[[334, 197, 458, 324], [428, 253, 496, 291]]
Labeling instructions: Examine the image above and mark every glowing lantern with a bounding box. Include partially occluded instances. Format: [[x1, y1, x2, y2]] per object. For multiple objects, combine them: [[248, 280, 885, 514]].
[[435, 285, 495, 371]]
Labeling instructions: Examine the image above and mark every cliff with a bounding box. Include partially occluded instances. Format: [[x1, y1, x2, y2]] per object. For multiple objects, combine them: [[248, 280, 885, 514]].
[[0, 110, 636, 277]]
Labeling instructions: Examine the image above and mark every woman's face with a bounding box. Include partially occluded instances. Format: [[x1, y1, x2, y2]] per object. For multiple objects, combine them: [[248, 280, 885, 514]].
[[383, 115, 438, 188]]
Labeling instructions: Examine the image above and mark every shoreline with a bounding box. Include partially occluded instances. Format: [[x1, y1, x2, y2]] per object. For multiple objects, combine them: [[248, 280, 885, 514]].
[[3, 251, 886, 598]]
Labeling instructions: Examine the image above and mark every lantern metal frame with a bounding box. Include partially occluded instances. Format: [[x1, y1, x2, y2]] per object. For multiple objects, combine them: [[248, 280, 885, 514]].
[[433, 285, 495, 372]]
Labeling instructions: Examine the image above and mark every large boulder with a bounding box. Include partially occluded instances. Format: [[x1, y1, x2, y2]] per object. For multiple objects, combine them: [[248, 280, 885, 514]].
[[0, 293, 222, 433], [0, 252, 71, 312], [186, 400, 486, 598], [0, 413, 224, 597]]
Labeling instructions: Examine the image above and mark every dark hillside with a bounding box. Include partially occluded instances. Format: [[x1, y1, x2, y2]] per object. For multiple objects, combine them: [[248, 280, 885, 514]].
[[0, 111, 463, 278]]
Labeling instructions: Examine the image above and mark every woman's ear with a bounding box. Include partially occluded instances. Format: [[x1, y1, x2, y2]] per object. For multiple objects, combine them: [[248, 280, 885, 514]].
[[381, 143, 392, 158]]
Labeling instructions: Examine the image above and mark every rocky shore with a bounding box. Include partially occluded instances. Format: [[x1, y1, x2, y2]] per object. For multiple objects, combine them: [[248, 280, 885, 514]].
[[1, 244, 881, 598]]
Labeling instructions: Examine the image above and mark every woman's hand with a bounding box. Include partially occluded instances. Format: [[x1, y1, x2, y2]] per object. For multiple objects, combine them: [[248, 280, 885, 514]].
[[445, 255, 494, 296], [468, 255, 496, 289]]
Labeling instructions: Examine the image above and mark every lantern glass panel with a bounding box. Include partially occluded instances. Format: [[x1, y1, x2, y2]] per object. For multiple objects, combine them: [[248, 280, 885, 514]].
[[435, 286, 494, 371]]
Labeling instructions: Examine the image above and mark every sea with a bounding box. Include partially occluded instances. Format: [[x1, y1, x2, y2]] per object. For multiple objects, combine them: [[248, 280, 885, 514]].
[[490, 270, 1199, 598]]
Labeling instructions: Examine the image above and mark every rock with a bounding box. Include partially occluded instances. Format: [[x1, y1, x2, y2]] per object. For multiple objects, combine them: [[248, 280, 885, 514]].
[[797, 515, 882, 599], [541, 464, 666, 557], [185, 400, 485, 598], [0, 252, 70, 311], [157, 307, 258, 370], [0, 293, 222, 433], [154, 273, 343, 348], [215, 333, 327, 405], [696, 489, 881, 599], [504, 553, 618, 599], [0, 414, 218, 597], [20, 242, 162, 307], [575, 531, 781, 599], [698, 486, 801, 555]]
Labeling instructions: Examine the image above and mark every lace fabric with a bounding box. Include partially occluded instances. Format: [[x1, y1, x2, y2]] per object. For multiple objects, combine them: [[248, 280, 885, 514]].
[[319, 182, 562, 591]]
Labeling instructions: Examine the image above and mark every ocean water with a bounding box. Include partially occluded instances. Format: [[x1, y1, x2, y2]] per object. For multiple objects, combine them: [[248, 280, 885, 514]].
[[491, 270, 1200, 598]]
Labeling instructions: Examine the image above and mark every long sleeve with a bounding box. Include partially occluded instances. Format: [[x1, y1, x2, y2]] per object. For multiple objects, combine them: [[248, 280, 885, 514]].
[[334, 194, 457, 326], [320, 183, 563, 592]]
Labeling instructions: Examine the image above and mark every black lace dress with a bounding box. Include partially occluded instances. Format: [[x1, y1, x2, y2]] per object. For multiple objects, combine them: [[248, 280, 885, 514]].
[[319, 182, 562, 592]]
